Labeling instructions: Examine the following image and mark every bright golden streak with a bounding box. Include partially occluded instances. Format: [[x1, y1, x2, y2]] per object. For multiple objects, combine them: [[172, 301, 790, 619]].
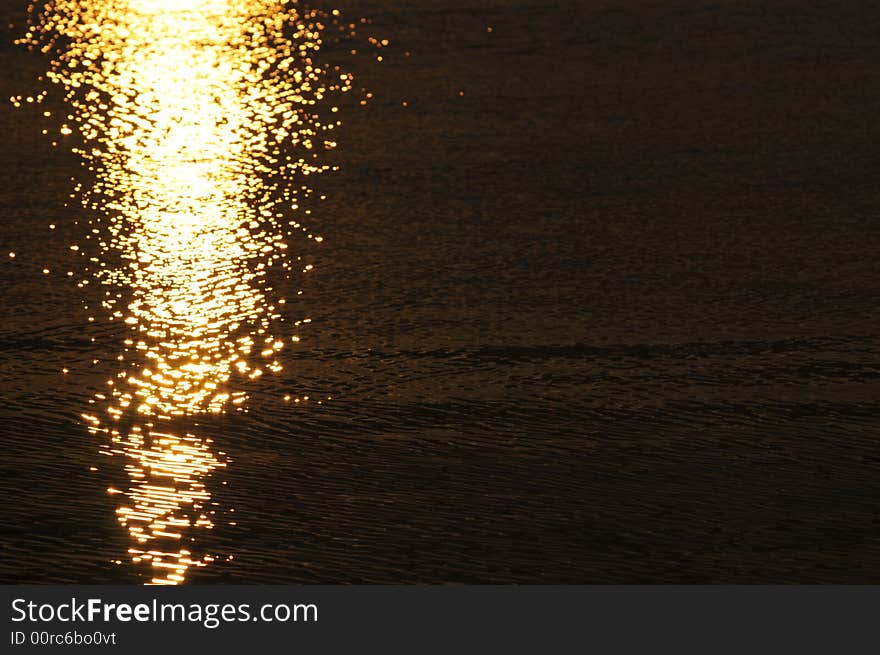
[[25, 0, 355, 584]]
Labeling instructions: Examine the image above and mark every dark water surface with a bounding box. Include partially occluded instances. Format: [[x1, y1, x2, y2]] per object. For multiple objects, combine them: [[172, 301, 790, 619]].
[[1, 0, 879, 583]]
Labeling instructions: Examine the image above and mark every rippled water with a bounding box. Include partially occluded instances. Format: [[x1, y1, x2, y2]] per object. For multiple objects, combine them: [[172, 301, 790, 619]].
[[1, 0, 880, 583]]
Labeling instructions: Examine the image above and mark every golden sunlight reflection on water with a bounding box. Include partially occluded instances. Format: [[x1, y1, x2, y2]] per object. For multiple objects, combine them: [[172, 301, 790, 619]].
[[24, 0, 356, 584]]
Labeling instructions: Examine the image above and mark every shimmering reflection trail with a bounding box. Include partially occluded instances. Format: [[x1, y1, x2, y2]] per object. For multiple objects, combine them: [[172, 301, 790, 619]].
[[25, 0, 354, 584]]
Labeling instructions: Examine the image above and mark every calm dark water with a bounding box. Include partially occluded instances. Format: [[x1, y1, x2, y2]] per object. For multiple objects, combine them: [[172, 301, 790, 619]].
[[1, 0, 879, 583]]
